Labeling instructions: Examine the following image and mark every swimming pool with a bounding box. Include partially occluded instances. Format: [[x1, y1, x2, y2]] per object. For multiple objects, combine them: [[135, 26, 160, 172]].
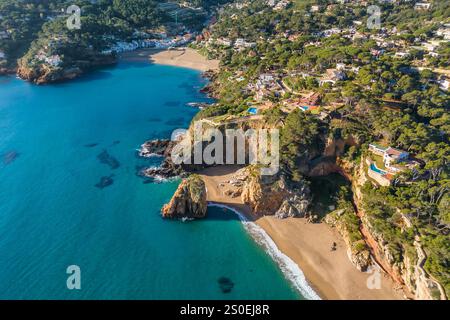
[[370, 163, 387, 175], [248, 107, 258, 114]]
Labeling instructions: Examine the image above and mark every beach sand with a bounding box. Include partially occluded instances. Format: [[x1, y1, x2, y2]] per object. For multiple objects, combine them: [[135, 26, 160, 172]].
[[121, 47, 219, 72], [199, 165, 405, 300]]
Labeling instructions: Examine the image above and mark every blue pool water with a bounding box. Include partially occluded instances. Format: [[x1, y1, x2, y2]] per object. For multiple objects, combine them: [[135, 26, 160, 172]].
[[0, 63, 301, 299], [370, 163, 387, 175], [247, 107, 258, 115]]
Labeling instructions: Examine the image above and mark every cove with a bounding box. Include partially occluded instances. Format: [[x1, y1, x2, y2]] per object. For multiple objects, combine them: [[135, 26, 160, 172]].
[[0, 62, 301, 299]]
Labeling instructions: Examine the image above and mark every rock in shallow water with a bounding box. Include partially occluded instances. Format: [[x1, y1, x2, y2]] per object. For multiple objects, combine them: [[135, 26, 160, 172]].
[[161, 175, 207, 219], [2, 151, 20, 165], [95, 175, 114, 189], [97, 150, 120, 169], [218, 277, 234, 293]]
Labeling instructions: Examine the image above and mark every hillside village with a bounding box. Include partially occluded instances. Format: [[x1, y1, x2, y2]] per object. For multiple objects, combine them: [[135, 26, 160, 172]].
[[192, 0, 448, 184]]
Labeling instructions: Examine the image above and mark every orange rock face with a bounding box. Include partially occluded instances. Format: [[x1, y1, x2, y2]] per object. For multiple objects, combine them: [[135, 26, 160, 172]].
[[162, 175, 207, 219]]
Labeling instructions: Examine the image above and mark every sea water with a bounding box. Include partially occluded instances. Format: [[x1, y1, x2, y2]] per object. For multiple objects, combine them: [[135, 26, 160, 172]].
[[0, 62, 303, 299]]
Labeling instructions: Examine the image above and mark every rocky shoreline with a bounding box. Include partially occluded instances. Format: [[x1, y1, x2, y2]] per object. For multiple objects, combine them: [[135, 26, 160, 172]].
[[138, 139, 188, 180], [16, 54, 117, 85], [0, 67, 16, 76]]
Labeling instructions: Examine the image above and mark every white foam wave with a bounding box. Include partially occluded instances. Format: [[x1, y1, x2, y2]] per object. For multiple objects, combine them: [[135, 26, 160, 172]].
[[153, 175, 179, 183], [208, 203, 321, 300]]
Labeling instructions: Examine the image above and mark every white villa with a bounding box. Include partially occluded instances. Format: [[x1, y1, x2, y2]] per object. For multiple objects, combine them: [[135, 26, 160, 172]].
[[234, 38, 256, 49], [35, 50, 62, 67], [414, 2, 431, 10], [319, 68, 346, 86], [437, 77, 449, 91], [436, 25, 450, 40], [46, 55, 62, 67], [369, 144, 410, 173]]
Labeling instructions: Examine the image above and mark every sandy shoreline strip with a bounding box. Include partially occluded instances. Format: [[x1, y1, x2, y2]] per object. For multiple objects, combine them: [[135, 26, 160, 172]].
[[199, 165, 405, 300], [120, 47, 219, 72]]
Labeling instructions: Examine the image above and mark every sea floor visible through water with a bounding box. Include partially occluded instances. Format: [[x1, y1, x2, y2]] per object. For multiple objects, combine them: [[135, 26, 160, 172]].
[[0, 63, 304, 299]]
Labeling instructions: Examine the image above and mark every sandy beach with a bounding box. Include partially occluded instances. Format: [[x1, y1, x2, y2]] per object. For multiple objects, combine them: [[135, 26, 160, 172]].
[[121, 47, 219, 72], [199, 165, 405, 300]]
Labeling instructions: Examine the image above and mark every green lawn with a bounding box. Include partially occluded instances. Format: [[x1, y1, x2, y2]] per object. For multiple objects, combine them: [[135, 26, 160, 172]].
[[372, 154, 386, 170]]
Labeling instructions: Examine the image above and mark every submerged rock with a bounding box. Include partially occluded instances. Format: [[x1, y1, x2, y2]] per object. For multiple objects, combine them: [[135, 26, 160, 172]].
[[97, 150, 120, 169], [2, 151, 19, 165], [218, 277, 234, 293], [161, 175, 207, 219], [95, 175, 114, 189]]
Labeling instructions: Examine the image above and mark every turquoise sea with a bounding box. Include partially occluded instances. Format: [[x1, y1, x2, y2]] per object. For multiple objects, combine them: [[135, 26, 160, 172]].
[[0, 62, 304, 299]]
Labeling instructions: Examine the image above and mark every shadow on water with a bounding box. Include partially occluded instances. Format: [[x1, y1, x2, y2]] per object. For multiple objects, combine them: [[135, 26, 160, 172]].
[[63, 70, 114, 85], [206, 206, 241, 221]]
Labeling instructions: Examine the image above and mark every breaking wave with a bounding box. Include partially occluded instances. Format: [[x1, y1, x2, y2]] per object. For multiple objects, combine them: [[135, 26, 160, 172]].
[[208, 203, 321, 300]]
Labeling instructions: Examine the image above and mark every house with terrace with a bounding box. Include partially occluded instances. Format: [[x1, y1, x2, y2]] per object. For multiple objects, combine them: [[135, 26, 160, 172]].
[[319, 69, 346, 86], [296, 92, 321, 112], [367, 144, 417, 186]]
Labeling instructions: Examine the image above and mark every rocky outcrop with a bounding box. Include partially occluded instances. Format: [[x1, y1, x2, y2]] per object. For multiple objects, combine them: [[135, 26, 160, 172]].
[[232, 167, 312, 218], [138, 139, 204, 179], [161, 175, 207, 219], [17, 61, 83, 85], [17, 54, 116, 84], [0, 67, 16, 76], [275, 196, 310, 219]]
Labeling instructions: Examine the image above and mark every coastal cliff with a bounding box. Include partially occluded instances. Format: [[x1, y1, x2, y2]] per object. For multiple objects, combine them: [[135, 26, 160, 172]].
[[161, 175, 207, 219], [17, 54, 116, 84], [348, 158, 447, 300], [295, 134, 447, 299]]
